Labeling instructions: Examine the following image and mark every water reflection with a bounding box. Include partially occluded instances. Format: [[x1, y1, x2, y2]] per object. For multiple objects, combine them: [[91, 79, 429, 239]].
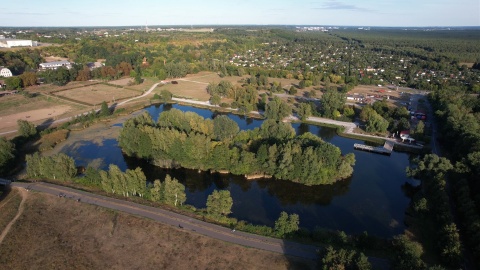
[[56, 103, 417, 237]]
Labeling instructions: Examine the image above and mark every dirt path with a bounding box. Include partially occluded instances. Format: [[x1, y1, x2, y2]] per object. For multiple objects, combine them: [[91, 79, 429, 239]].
[[0, 187, 28, 245]]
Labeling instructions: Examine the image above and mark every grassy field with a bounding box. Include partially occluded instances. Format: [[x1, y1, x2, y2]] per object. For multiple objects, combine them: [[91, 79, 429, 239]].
[[0, 189, 22, 234], [0, 189, 314, 269], [54, 84, 140, 105]]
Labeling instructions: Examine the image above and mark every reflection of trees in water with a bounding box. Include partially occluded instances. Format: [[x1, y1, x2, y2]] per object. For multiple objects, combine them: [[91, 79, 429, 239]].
[[257, 176, 352, 206], [125, 153, 353, 206], [296, 123, 310, 135], [317, 126, 337, 142], [124, 155, 220, 193], [61, 140, 116, 169]]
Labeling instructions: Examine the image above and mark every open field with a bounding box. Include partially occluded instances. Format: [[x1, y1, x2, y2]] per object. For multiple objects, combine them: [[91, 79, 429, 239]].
[[0, 189, 313, 269], [108, 77, 134, 86], [123, 77, 158, 92], [0, 189, 22, 235], [0, 94, 84, 133], [32, 81, 99, 94], [54, 84, 140, 105]]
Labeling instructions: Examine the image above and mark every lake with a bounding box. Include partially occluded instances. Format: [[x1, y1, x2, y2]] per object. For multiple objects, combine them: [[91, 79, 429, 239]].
[[59, 103, 418, 238]]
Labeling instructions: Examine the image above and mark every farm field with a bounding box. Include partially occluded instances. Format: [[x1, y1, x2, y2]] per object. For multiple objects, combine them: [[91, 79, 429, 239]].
[[0, 189, 313, 269]]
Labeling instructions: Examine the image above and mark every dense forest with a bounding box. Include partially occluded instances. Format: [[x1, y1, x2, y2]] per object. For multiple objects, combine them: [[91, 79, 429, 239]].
[[118, 109, 355, 185]]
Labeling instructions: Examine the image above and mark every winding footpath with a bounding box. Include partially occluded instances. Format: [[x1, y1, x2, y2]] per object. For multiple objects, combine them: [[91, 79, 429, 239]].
[[0, 188, 28, 245]]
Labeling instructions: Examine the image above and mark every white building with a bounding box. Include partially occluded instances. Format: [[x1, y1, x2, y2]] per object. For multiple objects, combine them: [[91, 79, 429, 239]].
[[39, 60, 72, 70], [0, 67, 13, 77], [0, 38, 37, 48]]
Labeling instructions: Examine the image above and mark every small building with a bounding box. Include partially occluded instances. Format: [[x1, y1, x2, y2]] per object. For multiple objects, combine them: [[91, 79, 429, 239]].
[[0, 67, 13, 77], [39, 60, 72, 70]]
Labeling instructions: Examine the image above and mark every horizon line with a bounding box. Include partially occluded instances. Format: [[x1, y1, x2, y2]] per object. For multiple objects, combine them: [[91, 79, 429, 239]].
[[1, 24, 479, 29]]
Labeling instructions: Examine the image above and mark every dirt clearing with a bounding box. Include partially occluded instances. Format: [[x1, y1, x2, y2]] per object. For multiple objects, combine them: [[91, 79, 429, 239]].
[[0, 190, 314, 269]]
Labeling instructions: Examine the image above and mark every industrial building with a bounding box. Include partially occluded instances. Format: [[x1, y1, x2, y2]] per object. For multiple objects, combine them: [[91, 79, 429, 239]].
[[0, 38, 37, 48], [39, 60, 72, 70]]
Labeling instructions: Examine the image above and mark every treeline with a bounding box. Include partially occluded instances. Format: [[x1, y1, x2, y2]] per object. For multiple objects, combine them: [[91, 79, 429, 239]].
[[428, 87, 480, 268], [23, 155, 302, 238], [26, 152, 77, 180], [0, 49, 44, 75], [207, 80, 258, 112], [407, 154, 463, 268], [119, 109, 355, 185]]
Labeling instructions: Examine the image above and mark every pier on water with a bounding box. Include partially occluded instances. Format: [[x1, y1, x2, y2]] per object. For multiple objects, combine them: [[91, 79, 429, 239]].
[[354, 141, 394, 155]]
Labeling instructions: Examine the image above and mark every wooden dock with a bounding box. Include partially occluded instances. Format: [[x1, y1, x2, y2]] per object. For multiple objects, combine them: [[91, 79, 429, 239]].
[[354, 141, 394, 155]]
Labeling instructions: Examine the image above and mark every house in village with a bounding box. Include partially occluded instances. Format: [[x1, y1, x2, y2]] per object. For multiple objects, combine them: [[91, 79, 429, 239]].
[[399, 130, 415, 143]]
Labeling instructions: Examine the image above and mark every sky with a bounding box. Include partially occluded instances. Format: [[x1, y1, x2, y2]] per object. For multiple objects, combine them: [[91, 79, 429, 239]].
[[1, 0, 479, 27]]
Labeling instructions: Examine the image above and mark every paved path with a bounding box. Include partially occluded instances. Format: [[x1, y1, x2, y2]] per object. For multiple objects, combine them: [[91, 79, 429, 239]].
[[11, 182, 319, 260]]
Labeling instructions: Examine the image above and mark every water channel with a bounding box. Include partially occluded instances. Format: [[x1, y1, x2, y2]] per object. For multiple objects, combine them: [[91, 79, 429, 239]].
[[59, 103, 418, 238]]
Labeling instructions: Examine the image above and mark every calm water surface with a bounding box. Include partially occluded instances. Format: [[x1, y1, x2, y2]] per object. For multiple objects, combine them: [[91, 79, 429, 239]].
[[60, 104, 418, 237]]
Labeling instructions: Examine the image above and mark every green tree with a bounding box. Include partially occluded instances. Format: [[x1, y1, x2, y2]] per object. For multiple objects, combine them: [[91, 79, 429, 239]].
[[365, 112, 389, 133], [415, 120, 425, 136], [100, 101, 111, 117], [321, 246, 371, 270], [17, 119, 37, 138], [5, 76, 23, 90], [0, 137, 15, 176], [134, 66, 142, 84], [157, 69, 167, 80], [54, 67, 70, 86], [210, 94, 221, 106], [213, 115, 239, 141], [264, 97, 292, 121], [150, 179, 163, 202], [159, 89, 173, 102], [391, 235, 426, 270], [320, 89, 346, 118], [25, 152, 41, 179], [206, 190, 233, 217], [289, 86, 297, 95], [274, 211, 300, 237], [53, 153, 77, 180], [407, 154, 453, 179], [297, 103, 312, 121], [163, 175, 186, 206]]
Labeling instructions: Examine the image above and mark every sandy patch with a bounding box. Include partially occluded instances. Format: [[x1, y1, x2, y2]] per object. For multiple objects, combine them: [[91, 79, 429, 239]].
[[0, 105, 71, 130]]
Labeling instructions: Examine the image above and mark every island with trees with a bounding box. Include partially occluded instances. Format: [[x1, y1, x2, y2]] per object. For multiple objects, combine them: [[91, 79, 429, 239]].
[[118, 109, 355, 185]]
